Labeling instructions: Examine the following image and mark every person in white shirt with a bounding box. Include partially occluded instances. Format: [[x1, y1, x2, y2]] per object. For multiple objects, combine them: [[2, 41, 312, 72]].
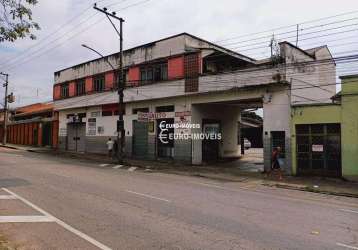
[[106, 138, 114, 158]]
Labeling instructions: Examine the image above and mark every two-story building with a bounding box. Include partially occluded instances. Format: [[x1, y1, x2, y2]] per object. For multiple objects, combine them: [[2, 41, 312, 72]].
[[53, 33, 336, 174]]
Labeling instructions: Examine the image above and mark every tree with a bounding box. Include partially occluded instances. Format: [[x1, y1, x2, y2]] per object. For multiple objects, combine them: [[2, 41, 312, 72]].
[[0, 0, 40, 42]]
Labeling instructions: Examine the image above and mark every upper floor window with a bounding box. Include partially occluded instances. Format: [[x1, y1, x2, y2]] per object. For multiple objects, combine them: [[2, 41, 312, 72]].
[[132, 107, 149, 114], [115, 69, 128, 89], [156, 105, 174, 112], [140, 62, 167, 84], [76, 79, 85, 96], [93, 74, 105, 92], [60, 83, 69, 98]]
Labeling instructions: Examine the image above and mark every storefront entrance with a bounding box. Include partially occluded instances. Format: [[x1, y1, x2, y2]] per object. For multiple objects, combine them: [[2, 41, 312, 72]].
[[202, 119, 221, 162], [132, 120, 148, 158], [157, 118, 174, 159], [67, 123, 86, 152]]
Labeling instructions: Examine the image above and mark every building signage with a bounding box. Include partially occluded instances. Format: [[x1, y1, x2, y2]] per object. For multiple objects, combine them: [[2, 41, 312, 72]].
[[138, 112, 167, 122], [312, 144, 324, 152]]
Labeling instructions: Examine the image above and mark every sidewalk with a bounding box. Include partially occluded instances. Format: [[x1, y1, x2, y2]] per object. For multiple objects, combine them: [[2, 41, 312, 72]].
[[2, 144, 358, 198]]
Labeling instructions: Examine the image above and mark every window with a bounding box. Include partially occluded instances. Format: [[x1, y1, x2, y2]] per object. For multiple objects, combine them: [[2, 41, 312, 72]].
[[132, 107, 149, 114], [76, 79, 85, 96], [140, 63, 167, 84], [60, 83, 69, 98], [93, 75, 105, 92], [154, 63, 168, 81], [102, 110, 113, 116], [90, 111, 101, 117], [156, 105, 174, 112]]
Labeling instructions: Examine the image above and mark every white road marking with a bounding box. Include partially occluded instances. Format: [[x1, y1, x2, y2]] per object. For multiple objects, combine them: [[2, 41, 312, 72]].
[[128, 167, 137, 172], [2, 188, 112, 250], [336, 242, 358, 249], [0, 216, 55, 223], [99, 164, 110, 167], [0, 195, 17, 200], [126, 190, 171, 203], [339, 209, 358, 214], [193, 182, 226, 189], [113, 165, 123, 169]]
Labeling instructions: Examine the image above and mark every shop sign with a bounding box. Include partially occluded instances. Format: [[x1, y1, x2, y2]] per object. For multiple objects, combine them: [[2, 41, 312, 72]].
[[312, 144, 324, 152], [138, 112, 167, 122]]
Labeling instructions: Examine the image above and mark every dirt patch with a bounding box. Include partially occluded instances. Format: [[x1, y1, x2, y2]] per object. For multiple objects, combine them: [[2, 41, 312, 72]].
[[0, 233, 18, 250]]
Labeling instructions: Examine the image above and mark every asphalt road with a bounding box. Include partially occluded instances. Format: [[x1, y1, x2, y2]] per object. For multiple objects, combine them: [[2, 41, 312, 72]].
[[0, 147, 357, 250]]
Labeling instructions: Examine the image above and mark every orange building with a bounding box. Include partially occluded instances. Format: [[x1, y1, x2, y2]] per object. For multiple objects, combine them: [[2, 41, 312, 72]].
[[6, 102, 58, 148]]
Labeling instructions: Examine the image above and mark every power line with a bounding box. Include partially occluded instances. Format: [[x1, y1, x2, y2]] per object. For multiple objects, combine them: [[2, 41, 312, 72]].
[[215, 9, 358, 43], [0, 0, 122, 67], [2, 0, 154, 71]]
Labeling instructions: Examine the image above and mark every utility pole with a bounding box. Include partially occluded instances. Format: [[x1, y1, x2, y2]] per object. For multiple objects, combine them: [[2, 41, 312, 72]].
[[93, 3, 125, 163], [0, 72, 9, 145]]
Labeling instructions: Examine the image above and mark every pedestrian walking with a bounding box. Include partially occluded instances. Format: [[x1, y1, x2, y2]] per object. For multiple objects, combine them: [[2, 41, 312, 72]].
[[106, 138, 114, 158], [267, 146, 283, 180]]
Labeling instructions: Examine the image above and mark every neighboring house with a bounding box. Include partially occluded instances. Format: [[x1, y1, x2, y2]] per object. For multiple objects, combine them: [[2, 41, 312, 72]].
[[6, 102, 58, 148], [291, 74, 358, 181], [53, 33, 336, 174]]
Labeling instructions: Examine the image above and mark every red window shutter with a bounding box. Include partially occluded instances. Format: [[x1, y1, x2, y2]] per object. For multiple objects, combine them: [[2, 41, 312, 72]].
[[128, 67, 140, 86], [168, 56, 184, 80], [53, 85, 61, 100], [105, 72, 115, 90], [85, 77, 93, 93]]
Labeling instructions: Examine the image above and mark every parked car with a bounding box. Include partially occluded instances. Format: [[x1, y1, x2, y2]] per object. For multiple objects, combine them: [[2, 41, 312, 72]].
[[244, 138, 251, 149]]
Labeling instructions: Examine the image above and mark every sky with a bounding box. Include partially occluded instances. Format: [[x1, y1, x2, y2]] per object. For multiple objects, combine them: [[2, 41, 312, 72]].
[[1, 0, 358, 108]]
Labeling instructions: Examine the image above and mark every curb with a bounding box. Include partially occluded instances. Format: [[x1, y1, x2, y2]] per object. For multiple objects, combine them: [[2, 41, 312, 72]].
[[265, 183, 358, 199], [0, 144, 18, 150]]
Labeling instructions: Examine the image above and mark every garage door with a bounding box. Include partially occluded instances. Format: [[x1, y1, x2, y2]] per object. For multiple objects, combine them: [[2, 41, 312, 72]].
[[296, 124, 341, 177], [132, 121, 148, 158], [67, 123, 86, 152]]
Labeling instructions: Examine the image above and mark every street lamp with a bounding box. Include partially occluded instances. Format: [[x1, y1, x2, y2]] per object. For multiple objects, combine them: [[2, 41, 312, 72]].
[[81, 44, 116, 71], [81, 44, 123, 162]]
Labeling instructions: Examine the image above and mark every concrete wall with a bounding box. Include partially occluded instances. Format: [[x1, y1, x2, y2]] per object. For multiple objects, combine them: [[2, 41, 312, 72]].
[[262, 88, 292, 173], [341, 76, 358, 181]]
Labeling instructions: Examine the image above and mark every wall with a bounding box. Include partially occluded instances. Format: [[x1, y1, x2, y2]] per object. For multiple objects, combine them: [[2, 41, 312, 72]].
[[54, 35, 187, 84], [7, 121, 48, 147], [262, 88, 292, 173], [340, 76, 358, 181], [281, 43, 336, 105], [290, 104, 342, 175]]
